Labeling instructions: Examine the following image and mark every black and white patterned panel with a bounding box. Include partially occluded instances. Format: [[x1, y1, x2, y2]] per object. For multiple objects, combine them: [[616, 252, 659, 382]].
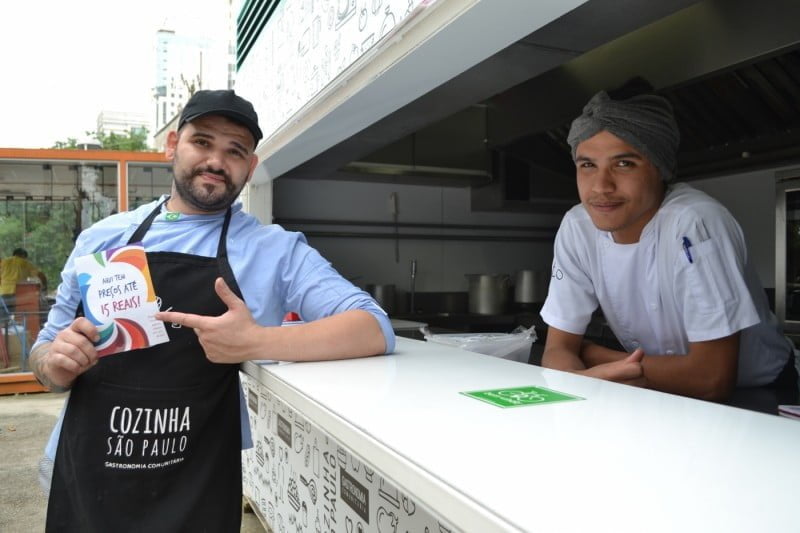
[[241, 373, 458, 533], [237, 0, 426, 140]]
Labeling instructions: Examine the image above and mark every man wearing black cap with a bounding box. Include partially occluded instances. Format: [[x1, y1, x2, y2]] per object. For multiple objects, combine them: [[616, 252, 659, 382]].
[[540, 88, 794, 403], [29, 90, 394, 531]]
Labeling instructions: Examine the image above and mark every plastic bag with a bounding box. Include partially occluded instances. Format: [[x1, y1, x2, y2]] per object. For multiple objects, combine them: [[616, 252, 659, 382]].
[[422, 325, 537, 363]]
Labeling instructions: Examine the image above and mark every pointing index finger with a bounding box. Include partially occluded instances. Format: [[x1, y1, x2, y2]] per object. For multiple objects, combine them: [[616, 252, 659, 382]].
[[155, 310, 204, 329]]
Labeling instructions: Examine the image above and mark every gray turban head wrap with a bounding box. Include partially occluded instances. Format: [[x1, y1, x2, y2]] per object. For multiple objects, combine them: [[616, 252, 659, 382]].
[[566, 91, 680, 181]]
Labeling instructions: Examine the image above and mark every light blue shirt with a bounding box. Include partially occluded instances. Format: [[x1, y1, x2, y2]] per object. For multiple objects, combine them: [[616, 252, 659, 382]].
[[41, 196, 395, 458]]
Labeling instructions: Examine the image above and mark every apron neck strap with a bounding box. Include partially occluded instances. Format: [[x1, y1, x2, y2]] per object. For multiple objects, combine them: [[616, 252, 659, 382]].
[[128, 198, 169, 244], [128, 197, 233, 257], [217, 208, 233, 260]]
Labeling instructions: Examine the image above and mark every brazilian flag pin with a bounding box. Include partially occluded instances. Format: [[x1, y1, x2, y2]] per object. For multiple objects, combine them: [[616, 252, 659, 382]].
[[165, 212, 180, 222]]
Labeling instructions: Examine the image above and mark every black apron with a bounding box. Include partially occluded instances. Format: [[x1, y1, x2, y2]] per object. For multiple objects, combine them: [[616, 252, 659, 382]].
[[47, 201, 244, 532]]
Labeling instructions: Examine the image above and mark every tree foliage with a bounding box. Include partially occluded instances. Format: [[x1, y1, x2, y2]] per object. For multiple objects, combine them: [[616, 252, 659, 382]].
[[94, 128, 150, 151], [51, 128, 150, 152], [52, 138, 79, 149]]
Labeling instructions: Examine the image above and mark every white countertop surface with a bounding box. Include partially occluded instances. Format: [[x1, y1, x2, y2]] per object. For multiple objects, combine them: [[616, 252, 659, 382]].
[[242, 338, 800, 533]]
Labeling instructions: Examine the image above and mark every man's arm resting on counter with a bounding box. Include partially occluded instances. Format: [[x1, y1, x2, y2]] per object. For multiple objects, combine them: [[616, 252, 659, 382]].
[[542, 326, 646, 385], [541, 327, 586, 371], [580, 334, 740, 401], [240, 309, 386, 362], [156, 277, 388, 364]]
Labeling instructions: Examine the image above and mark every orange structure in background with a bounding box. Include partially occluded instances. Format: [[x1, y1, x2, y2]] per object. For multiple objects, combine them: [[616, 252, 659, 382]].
[[0, 147, 168, 212], [0, 147, 168, 393]]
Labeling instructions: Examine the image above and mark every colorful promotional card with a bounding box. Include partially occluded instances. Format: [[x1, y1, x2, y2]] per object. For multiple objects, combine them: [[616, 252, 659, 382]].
[[75, 243, 169, 357]]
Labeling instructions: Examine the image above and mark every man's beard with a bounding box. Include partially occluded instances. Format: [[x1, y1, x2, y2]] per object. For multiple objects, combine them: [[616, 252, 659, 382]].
[[172, 165, 244, 212]]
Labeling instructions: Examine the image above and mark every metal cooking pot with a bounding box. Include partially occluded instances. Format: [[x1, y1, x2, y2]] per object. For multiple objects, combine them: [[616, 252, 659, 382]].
[[465, 274, 510, 315], [514, 269, 549, 304], [365, 284, 396, 315]]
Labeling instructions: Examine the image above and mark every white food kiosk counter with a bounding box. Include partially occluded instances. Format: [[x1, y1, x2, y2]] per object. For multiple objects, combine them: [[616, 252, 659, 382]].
[[240, 338, 800, 533]]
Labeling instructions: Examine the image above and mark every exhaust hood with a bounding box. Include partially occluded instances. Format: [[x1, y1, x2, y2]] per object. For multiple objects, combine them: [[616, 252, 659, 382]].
[[340, 161, 492, 186]]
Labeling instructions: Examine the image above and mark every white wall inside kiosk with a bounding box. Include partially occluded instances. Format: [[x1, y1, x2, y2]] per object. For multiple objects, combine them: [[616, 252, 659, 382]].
[[271, 178, 562, 293], [258, 164, 791, 296], [238, 133, 791, 296]]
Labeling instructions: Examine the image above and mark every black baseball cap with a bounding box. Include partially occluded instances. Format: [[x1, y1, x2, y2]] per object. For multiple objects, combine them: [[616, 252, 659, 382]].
[[178, 90, 263, 145]]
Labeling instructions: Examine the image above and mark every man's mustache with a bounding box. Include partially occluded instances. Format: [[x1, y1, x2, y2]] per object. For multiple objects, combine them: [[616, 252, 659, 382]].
[[191, 167, 231, 183], [586, 195, 624, 204]]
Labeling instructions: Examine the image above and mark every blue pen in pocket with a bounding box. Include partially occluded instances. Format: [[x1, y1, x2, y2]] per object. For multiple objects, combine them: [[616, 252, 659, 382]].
[[682, 236, 693, 264]]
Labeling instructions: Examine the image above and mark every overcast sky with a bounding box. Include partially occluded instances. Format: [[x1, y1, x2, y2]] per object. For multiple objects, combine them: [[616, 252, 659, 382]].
[[0, 0, 232, 149]]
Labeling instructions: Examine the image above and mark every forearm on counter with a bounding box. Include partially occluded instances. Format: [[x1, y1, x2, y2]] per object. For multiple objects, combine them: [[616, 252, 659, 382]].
[[641, 352, 737, 402], [542, 347, 587, 371], [579, 341, 626, 367], [541, 326, 587, 371], [249, 309, 389, 362], [579, 339, 736, 400]]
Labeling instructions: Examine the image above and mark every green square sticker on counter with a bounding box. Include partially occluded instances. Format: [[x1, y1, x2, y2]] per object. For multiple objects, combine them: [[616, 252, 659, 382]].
[[461, 385, 584, 408]]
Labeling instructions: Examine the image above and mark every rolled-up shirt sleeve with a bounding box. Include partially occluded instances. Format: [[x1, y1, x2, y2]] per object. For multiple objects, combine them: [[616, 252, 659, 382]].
[[540, 214, 599, 335], [280, 235, 395, 354]]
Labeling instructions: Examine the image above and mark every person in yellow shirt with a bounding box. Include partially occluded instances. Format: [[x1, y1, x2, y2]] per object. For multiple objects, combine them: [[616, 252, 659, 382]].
[[0, 248, 47, 312]]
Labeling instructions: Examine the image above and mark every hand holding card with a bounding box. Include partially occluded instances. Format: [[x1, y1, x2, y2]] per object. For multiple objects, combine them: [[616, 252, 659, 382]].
[[75, 243, 169, 357]]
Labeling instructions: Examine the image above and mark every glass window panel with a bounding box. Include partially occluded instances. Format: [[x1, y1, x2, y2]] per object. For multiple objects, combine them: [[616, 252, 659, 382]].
[[0, 161, 62, 197], [52, 164, 79, 192], [77, 164, 117, 226], [785, 189, 800, 321], [128, 163, 173, 209], [1, 198, 80, 371]]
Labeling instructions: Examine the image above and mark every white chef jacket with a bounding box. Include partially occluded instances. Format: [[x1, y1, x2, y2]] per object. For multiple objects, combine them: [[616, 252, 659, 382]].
[[541, 183, 790, 387]]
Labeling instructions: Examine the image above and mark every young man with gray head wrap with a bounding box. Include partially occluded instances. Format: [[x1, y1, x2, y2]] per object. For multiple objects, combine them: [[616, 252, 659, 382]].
[[539, 88, 793, 402]]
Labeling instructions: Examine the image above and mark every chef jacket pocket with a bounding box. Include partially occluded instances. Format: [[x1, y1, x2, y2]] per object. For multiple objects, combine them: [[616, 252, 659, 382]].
[[683, 238, 735, 314]]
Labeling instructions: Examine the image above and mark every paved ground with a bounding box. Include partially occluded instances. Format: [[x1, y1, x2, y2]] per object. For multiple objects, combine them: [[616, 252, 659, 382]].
[[0, 391, 267, 532]]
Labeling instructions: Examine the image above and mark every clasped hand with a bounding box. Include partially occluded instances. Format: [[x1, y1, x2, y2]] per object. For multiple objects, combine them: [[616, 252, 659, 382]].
[[582, 346, 647, 387]]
